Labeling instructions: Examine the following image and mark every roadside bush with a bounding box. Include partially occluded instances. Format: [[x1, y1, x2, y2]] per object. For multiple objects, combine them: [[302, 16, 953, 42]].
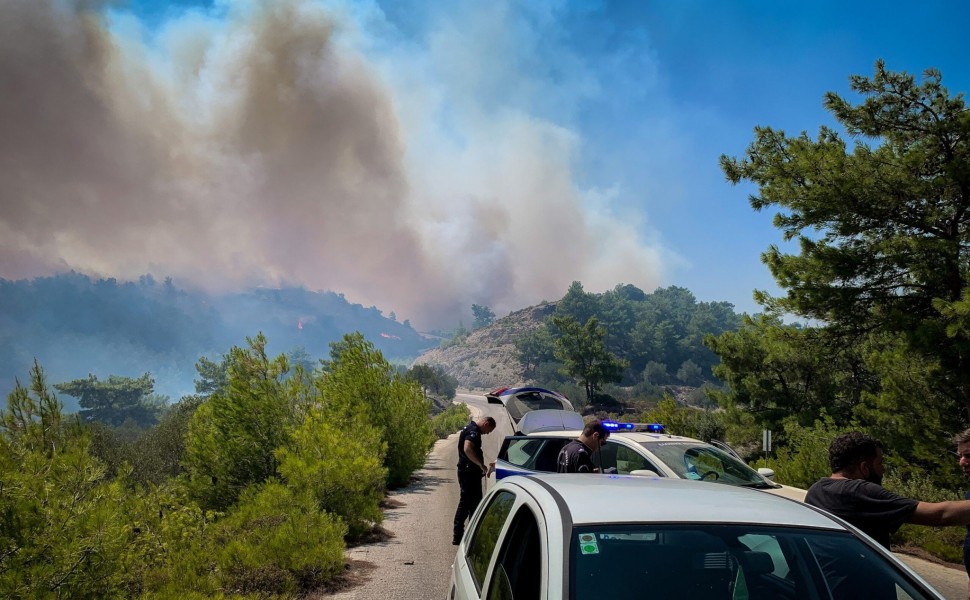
[[431, 403, 471, 439], [213, 482, 346, 596], [319, 333, 435, 487], [276, 410, 386, 537], [122, 482, 222, 597], [184, 334, 299, 511], [0, 363, 131, 598]]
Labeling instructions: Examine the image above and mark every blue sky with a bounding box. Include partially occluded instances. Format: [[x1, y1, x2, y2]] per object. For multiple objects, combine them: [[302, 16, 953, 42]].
[[5, 1, 969, 326]]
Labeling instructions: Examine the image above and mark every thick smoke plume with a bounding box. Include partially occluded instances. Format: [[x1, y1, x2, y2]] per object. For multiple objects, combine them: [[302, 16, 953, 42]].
[[0, 0, 665, 328]]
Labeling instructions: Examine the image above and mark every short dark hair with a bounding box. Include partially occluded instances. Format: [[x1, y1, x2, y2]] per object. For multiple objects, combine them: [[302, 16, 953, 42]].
[[828, 431, 884, 473], [954, 428, 970, 445], [480, 416, 496, 428], [583, 419, 609, 438]]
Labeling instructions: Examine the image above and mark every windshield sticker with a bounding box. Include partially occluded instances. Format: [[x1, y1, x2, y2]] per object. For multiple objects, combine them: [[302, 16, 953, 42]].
[[578, 533, 600, 555], [685, 471, 702, 480]]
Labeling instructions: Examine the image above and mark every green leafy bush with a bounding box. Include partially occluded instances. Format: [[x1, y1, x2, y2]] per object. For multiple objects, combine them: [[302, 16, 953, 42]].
[[184, 334, 299, 511], [213, 482, 346, 595], [319, 333, 435, 487], [276, 410, 386, 537], [0, 363, 131, 598], [431, 403, 471, 439]]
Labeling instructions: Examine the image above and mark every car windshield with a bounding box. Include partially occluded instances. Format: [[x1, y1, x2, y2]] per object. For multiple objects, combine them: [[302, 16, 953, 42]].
[[571, 524, 934, 600], [644, 441, 769, 487]]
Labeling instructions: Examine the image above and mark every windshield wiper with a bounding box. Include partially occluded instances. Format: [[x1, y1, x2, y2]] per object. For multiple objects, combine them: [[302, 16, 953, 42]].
[[741, 481, 779, 489]]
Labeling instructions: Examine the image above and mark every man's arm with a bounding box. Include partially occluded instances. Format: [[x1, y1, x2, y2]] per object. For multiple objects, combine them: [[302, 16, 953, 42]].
[[910, 500, 970, 526], [463, 439, 487, 474]]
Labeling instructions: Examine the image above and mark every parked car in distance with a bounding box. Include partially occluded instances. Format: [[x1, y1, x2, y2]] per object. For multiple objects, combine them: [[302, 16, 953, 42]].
[[449, 474, 943, 600], [490, 410, 806, 501]]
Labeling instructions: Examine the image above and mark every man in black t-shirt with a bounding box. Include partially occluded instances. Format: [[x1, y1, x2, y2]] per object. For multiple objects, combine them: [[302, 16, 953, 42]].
[[452, 416, 496, 545], [557, 419, 610, 473], [806, 431, 970, 549]]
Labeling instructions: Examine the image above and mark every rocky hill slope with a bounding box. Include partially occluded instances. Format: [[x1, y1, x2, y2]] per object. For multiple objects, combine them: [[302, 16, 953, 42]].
[[412, 302, 557, 390]]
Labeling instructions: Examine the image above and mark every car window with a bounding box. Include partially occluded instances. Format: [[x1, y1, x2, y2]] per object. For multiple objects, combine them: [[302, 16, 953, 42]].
[[487, 506, 542, 599], [467, 491, 516, 593], [645, 442, 767, 486], [614, 444, 661, 475], [503, 392, 569, 421], [570, 525, 935, 600], [505, 438, 545, 467]]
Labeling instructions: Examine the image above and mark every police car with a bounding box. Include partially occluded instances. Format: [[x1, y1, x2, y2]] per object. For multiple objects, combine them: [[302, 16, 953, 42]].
[[450, 474, 943, 599], [490, 410, 806, 501]]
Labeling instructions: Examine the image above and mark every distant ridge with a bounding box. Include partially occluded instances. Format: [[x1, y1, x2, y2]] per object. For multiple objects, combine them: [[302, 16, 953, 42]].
[[0, 273, 434, 405]]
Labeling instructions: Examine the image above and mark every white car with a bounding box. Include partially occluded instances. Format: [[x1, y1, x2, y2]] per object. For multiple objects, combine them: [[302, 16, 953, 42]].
[[449, 474, 943, 599], [491, 410, 806, 501]]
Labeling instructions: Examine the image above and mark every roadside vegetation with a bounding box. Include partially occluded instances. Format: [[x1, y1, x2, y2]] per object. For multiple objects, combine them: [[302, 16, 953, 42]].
[[431, 403, 471, 439], [0, 333, 436, 598]]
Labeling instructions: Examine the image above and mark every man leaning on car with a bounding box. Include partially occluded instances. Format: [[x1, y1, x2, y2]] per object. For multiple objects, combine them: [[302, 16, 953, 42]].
[[557, 419, 610, 473]]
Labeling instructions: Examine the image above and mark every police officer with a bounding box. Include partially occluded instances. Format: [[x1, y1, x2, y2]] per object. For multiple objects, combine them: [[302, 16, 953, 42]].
[[557, 419, 610, 473], [453, 416, 497, 545]]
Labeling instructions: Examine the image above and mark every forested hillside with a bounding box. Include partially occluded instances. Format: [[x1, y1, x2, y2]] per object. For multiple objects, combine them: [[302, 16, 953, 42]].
[[418, 282, 744, 407], [0, 273, 434, 405]]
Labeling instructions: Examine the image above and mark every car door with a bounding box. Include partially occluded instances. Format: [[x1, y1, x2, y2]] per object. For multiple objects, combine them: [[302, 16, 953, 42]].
[[452, 486, 548, 600], [599, 439, 665, 476], [494, 436, 570, 480]]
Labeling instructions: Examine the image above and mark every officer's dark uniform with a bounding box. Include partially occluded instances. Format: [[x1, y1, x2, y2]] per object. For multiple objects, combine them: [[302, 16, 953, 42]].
[[453, 420, 486, 544], [557, 439, 595, 473]]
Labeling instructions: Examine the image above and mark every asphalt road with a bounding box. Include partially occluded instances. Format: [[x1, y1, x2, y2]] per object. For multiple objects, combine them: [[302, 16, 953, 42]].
[[322, 392, 969, 599]]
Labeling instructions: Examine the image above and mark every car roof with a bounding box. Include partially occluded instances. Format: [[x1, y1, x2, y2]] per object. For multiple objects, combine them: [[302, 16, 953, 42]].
[[518, 429, 704, 444], [506, 474, 842, 530]]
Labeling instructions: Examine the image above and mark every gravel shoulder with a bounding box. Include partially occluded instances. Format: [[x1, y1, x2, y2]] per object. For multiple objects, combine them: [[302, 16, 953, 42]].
[[319, 436, 459, 600]]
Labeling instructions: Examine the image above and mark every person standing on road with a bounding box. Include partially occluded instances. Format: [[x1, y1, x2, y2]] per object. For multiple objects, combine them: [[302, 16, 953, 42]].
[[453, 416, 496, 545], [805, 431, 970, 549], [955, 428, 970, 599], [557, 419, 610, 473]]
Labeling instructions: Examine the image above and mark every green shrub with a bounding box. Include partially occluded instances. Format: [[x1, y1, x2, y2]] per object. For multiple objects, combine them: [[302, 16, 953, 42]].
[[319, 333, 436, 487], [122, 481, 222, 597], [0, 363, 131, 598], [213, 482, 346, 596], [431, 403, 471, 439], [276, 410, 386, 537], [184, 334, 300, 511]]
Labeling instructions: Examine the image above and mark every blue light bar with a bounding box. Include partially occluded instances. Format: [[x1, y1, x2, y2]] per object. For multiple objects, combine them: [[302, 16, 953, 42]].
[[602, 421, 635, 431], [644, 423, 665, 433]]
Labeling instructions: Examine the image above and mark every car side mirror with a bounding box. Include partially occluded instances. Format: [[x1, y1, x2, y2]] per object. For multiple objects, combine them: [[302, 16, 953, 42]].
[[757, 467, 775, 480], [630, 469, 660, 478]]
